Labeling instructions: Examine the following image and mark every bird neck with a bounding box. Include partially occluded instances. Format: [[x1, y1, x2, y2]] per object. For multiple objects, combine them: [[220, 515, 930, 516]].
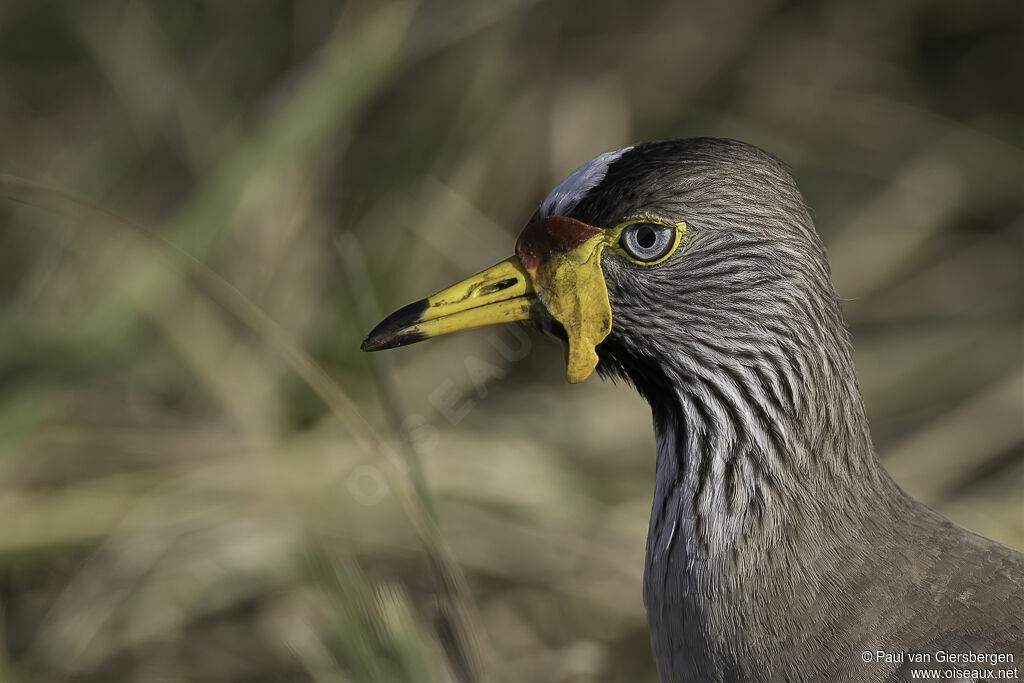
[[644, 323, 895, 565], [641, 333, 906, 680], [631, 257, 896, 552]]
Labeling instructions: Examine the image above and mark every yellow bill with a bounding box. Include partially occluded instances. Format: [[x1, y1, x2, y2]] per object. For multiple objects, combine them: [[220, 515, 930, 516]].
[[361, 216, 614, 383], [360, 257, 540, 351]]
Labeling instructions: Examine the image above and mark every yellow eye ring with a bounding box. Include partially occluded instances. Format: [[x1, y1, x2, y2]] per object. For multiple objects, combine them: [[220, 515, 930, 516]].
[[605, 216, 686, 266]]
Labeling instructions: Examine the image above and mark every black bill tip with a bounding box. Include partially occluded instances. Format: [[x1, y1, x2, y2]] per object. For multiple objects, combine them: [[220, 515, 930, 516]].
[[361, 298, 429, 351]]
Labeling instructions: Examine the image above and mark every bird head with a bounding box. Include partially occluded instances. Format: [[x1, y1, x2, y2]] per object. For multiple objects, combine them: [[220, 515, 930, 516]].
[[362, 138, 839, 400]]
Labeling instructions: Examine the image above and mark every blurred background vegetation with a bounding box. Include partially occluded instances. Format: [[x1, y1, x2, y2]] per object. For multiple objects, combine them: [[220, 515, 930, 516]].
[[0, 0, 1021, 681]]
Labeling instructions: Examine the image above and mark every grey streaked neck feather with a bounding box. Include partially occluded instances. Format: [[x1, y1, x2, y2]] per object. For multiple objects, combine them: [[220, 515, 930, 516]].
[[637, 288, 899, 681], [641, 350, 898, 681]]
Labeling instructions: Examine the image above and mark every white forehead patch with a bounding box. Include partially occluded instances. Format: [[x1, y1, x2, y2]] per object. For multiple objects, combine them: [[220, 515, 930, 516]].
[[538, 146, 633, 218]]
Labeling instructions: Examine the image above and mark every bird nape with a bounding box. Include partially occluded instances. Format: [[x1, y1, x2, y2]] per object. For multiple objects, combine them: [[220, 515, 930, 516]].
[[361, 138, 1024, 683]]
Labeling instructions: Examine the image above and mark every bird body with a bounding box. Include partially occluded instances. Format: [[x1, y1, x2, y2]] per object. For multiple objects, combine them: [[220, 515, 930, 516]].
[[363, 138, 1024, 682]]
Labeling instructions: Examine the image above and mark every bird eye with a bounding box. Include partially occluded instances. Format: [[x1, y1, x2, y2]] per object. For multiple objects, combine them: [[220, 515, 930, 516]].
[[620, 222, 676, 262]]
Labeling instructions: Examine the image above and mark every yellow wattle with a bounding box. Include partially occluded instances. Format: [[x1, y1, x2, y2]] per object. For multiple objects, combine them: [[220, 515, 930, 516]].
[[527, 234, 613, 383]]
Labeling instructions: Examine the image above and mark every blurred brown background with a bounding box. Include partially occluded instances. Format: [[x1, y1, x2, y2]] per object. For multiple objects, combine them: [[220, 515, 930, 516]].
[[0, 1, 1022, 681]]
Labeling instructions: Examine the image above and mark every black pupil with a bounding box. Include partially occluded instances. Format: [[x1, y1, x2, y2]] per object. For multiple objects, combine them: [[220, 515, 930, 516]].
[[636, 225, 657, 249]]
